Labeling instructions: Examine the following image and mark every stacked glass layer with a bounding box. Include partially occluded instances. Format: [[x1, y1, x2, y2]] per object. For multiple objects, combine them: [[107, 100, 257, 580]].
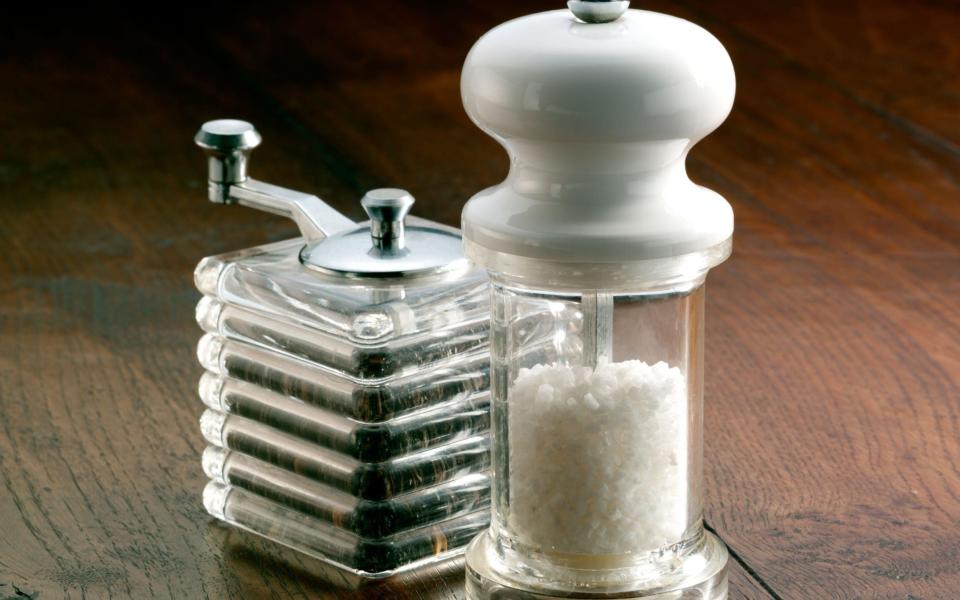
[[193, 238, 492, 579]]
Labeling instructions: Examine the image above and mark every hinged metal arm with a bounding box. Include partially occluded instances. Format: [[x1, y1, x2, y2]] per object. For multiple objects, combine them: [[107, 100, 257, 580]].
[[194, 119, 355, 241]]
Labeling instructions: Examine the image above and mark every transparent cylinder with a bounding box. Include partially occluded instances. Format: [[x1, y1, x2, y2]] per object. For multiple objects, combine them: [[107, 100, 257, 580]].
[[466, 275, 727, 599]]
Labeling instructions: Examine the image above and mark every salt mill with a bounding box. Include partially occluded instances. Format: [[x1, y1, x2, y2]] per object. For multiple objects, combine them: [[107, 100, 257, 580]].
[[460, 1, 735, 598]]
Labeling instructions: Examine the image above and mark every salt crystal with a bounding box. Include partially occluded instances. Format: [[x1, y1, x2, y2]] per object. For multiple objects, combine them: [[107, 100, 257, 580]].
[[535, 383, 554, 404], [584, 392, 600, 410]]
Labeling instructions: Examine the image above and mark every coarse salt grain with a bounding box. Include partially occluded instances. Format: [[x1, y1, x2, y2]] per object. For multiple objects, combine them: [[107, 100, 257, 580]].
[[508, 360, 688, 555]]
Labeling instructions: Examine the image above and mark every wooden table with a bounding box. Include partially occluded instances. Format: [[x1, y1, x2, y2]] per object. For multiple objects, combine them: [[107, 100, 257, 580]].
[[1, 1, 957, 598]]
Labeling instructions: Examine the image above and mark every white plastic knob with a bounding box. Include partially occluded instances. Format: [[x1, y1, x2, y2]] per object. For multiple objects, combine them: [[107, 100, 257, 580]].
[[460, 7, 736, 288]]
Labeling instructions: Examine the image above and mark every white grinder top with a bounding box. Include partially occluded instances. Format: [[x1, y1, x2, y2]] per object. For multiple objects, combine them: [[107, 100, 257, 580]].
[[460, 1, 736, 289]]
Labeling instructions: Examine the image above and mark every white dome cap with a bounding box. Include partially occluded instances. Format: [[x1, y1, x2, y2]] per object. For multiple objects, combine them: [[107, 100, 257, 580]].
[[460, 4, 736, 289]]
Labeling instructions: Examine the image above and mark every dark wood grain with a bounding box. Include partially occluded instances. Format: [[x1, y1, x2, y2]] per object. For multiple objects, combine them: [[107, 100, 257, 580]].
[[0, 1, 957, 598]]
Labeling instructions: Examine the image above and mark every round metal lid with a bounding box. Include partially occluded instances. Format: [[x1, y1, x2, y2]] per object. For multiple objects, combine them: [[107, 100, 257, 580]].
[[299, 188, 469, 279]]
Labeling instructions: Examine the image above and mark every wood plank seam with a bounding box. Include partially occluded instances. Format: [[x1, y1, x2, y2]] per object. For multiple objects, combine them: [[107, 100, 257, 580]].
[[704, 521, 780, 600]]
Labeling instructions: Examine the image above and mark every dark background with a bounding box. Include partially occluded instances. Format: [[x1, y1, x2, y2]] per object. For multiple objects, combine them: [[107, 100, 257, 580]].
[[1, 1, 958, 598]]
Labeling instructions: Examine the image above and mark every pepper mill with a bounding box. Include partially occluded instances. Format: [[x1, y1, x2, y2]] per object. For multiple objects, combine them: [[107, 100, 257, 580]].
[[192, 120, 494, 580], [460, 1, 735, 598]]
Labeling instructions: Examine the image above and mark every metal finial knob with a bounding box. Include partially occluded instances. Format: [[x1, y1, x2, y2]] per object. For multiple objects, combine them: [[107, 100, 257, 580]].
[[568, 0, 630, 23], [194, 119, 262, 201], [361, 188, 415, 251], [195, 119, 261, 152]]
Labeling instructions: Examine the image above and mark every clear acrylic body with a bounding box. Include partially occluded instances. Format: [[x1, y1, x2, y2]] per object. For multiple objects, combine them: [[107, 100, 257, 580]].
[[466, 275, 727, 599], [194, 237, 494, 579]]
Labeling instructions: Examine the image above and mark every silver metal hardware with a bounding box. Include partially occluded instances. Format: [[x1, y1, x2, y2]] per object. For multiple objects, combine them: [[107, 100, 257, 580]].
[[300, 190, 469, 279], [195, 119, 469, 280], [361, 188, 415, 252], [194, 119, 261, 186], [194, 119, 355, 241], [567, 0, 630, 23]]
